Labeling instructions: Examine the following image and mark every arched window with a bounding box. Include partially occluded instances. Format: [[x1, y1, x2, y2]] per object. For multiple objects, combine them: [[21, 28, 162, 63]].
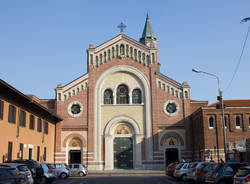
[[108, 49, 111, 60], [117, 84, 129, 104], [120, 44, 125, 55], [185, 91, 188, 99], [224, 116, 228, 128], [138, 51, 141, 63], [100, 54, 103, 64], [134, 49, 137, 61], [142, 53, 145, 64], [104, 89, 113, 104], [152, 53, 155, 64], [130, 47, 133, 59], [95, 56, 98, 67], [236, 115, 241, 128], [132, 89, 142, 104], [126, 45, 129, 57], [147, 55, 150, 65], [104, 52, 107, 63], [209, 117, 214, 128], [112, 47, 115, 58], [116, 45, 119, 57]]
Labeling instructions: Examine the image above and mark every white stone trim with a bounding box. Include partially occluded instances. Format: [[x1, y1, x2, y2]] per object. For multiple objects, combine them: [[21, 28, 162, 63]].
[[67, 101, 83, 118], [94, 65, 153, 166], [163, 100, 180, 116]]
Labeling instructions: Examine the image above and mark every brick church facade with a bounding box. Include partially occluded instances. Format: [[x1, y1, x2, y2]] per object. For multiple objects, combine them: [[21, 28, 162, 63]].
[[52, 15, 208, 170]]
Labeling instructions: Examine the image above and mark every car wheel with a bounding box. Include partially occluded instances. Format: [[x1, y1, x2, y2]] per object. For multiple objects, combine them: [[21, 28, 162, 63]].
[[60, 172, 68, 179], [181, 174, 187, 181], [79, 172, 85, 177]]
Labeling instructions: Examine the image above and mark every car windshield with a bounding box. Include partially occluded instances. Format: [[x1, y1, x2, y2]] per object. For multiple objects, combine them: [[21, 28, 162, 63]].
[[235, 168, 250, 177], [175, 163, 184, 169], [204, 163, 216, 172], [189, 162, 197, 168]]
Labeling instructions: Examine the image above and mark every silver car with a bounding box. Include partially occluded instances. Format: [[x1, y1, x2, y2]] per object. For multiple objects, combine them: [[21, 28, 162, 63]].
[[40, 163, 57, 184], [69, 163, 88, 177], [54, 163, 70, 179], [173, 162, 192, 181], [0, 163, 34, 184], [186, 161, 208, 181]]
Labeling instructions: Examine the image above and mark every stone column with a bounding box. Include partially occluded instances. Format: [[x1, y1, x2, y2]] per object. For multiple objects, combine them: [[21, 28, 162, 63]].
[[134, 134, 143, 169], [104, 134, 113, 170]]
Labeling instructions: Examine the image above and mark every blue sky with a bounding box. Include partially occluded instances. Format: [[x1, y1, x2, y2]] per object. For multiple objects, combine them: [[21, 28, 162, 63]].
[[0, 0, 249, 103]]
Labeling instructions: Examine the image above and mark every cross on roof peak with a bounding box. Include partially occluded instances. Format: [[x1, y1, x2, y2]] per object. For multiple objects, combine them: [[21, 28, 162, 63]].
[[117, 22, 127, 33]]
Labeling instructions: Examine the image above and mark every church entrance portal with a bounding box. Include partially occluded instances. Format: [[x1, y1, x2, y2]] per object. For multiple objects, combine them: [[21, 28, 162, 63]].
[[165, 148, 179, 166], [69, 150, 81, 164], [114, 137, 133, 169]]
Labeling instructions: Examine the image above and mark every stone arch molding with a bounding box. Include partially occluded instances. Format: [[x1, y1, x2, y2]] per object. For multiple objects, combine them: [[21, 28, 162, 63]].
[[104, 116, 141, 136], [63, 133, 87, 148], [94, 65, 153, 164], [160, 131, 184, 147]]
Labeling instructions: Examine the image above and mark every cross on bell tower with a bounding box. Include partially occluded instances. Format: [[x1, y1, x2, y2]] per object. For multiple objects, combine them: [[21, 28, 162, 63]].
[[117, 22, 127, 33]]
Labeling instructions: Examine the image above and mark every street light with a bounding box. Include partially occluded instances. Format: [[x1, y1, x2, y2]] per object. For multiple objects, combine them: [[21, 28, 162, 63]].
[[192, 68, 227, 162]]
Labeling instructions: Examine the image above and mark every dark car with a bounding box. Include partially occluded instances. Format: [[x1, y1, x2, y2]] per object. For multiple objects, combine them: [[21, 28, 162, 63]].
[[205, 162, 247, 184], [6, 160, 44, 184], [234, 166, 250, 184], [194, 162, 216, 183], [165, 162, 179, 176], [0, 166, 26, 184]]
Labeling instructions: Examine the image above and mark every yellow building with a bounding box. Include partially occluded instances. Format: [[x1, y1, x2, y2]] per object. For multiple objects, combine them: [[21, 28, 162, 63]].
[[0, 79, 62, 163]]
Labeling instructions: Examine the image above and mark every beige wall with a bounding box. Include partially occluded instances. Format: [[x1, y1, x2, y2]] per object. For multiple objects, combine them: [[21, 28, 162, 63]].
[[100, 72, 144, 134], [0, 98, 56, 163]]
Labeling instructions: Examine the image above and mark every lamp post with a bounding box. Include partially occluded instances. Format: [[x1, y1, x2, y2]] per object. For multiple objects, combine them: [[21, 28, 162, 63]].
[[192, 69, 227, 162]]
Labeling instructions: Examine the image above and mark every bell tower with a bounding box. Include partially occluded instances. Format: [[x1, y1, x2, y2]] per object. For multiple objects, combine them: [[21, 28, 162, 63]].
[[140, 14, 158, 49]]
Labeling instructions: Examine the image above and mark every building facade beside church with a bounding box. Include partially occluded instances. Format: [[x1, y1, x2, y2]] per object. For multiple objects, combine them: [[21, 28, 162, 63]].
[[53, 15, 206, 170]]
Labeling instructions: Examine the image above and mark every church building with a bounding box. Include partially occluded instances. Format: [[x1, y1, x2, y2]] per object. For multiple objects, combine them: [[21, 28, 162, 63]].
[[53, 15, 205, 170]]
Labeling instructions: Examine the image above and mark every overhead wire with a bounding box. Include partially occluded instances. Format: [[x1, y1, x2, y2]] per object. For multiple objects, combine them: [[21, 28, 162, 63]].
[[223, 19, 250, 92]]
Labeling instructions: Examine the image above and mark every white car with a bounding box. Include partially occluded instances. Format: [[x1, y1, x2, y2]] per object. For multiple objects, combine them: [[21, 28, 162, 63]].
[[69, 163, 88, 177]]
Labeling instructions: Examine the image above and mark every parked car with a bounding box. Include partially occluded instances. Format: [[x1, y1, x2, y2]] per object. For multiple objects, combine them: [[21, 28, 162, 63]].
[[0, 166, 26, 184], [6, 160, 44, 184], [234, 165, 250, 184], [40, 163, 57, 184], [69, 163, 88, 177], [173, 162, 192, 181], [194, 161, 216, 183], [205, 162, 247, 184], [165, 162, 179, 176], [0, 163, 34, 184], [54, 163, 70, 179], [186, 161, 207, 182]]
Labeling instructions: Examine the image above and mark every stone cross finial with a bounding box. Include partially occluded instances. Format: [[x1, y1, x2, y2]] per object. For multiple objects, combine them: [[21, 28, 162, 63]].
[[117, 22, 126, 33]]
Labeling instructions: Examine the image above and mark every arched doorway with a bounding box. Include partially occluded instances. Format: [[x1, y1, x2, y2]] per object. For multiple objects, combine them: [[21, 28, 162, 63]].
[[104, 116, 142, 170], [163, 136, 180, 166], [68, 138, 82, 164], [113, 124, 133, 169]]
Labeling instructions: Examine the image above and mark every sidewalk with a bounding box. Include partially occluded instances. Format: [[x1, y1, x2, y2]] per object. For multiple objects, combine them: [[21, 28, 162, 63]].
[[88, 169, 165, 176]]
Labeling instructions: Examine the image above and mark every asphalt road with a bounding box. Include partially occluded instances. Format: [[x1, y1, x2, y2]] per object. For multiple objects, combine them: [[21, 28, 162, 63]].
[[53, 175, 191, 184]]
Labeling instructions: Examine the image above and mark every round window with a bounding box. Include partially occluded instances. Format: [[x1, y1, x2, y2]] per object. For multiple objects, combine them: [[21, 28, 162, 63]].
[[67, 101, 83, 117], [71, 104, 81, 115], [166, 103, 177, 114], [163, 100, 179, 116]]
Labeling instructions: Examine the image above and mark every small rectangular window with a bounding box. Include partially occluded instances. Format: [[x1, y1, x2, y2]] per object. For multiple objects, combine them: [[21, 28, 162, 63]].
[[19, 143, 23, 160], [8, 141, 13, 161], [37, 118, 42, 132], [236, 115, 241, 129], [37, 146, 40, 161], [158, 81, 161, 88], [209, 116, 214, 129], [8, 104, 16, 124], [43, 147, 46, 161], [19, 109, 26, 127], [44, 121, 48, 134], [29, 115, 35, 130], [0, 99, 4, 120]]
